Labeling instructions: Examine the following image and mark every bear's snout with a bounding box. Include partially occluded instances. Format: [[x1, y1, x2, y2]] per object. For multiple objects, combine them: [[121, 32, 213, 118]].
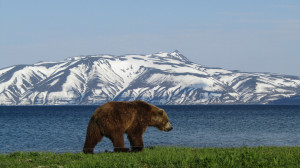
[[166, 126, 173, 132], [163, 122, 173, 132]]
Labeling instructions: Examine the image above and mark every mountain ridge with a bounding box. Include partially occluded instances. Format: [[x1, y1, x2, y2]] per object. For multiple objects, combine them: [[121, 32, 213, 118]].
[[1, 51, 299, 105]]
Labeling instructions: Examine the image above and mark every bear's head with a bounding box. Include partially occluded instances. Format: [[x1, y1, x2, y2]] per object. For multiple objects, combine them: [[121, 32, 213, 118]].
[[150, 108, 173, 132]]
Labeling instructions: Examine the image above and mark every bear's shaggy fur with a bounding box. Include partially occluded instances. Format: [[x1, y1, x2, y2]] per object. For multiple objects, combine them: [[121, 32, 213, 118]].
[[83, 100, 172, 153]]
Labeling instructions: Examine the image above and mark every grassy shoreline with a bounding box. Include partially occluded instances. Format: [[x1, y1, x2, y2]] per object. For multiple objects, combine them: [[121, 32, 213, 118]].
[[1, 146, 300, 168]]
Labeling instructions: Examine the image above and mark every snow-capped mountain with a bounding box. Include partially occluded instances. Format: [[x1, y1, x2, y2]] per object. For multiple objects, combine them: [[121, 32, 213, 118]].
[[1, 50, 300, 105]]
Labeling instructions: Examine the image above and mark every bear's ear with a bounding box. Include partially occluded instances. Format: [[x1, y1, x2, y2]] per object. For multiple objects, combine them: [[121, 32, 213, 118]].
[[158, 109, 164, 115]]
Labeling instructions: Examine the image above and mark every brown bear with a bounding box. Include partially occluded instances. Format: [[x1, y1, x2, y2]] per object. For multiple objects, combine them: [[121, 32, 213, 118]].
[[83, 100, 172, 154]]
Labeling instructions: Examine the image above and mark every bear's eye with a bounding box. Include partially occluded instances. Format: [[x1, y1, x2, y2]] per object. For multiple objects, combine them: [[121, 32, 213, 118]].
[[158, 110, 163, 115]]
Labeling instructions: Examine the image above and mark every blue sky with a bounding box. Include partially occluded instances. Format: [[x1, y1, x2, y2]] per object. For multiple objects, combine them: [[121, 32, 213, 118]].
[[1, 0, 300, 75]]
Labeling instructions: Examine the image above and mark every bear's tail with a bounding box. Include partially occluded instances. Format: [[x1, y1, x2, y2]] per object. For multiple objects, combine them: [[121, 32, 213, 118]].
[[83, 116, 103, 154]]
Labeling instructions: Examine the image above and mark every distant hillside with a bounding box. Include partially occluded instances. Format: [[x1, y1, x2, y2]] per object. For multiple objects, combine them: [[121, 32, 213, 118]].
[[1, 50, 300, 105]]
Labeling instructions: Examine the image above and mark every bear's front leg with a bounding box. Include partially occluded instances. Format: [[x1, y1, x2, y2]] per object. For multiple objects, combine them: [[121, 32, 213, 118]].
[[128, 134, 144, 152], [110, 133, 129, 152]]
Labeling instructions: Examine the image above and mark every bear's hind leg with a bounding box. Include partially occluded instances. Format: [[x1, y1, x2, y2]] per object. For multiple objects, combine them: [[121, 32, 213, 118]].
[[83, 118, 103, 154], [110, 133, 129, 152], [128, 134, 144, 152], [83, 132, 103, 154]]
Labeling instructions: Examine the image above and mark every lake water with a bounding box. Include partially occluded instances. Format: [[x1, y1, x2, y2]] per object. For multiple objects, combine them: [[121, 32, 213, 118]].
[[1, 105, 300, 153]]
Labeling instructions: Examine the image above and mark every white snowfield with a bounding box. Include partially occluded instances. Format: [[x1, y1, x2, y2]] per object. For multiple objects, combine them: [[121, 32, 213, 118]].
[[0, 50, 299, 105]]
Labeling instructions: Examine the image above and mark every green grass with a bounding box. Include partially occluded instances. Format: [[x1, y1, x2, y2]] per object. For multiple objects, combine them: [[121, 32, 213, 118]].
[[1, 146, 300, 168]]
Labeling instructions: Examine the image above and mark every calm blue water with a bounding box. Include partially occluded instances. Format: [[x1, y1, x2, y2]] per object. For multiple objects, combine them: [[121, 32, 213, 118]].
[[1, 105, 300, 153]]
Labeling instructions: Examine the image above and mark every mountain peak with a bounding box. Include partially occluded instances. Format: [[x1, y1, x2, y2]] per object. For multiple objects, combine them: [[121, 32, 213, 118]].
[[153, 50, 191, 63], [173, 49, 180, 54], [169, 50, 191, 63]]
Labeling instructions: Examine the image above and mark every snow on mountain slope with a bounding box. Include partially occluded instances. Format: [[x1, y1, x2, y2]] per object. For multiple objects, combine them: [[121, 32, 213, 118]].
[[0, 50, 299, 105]]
